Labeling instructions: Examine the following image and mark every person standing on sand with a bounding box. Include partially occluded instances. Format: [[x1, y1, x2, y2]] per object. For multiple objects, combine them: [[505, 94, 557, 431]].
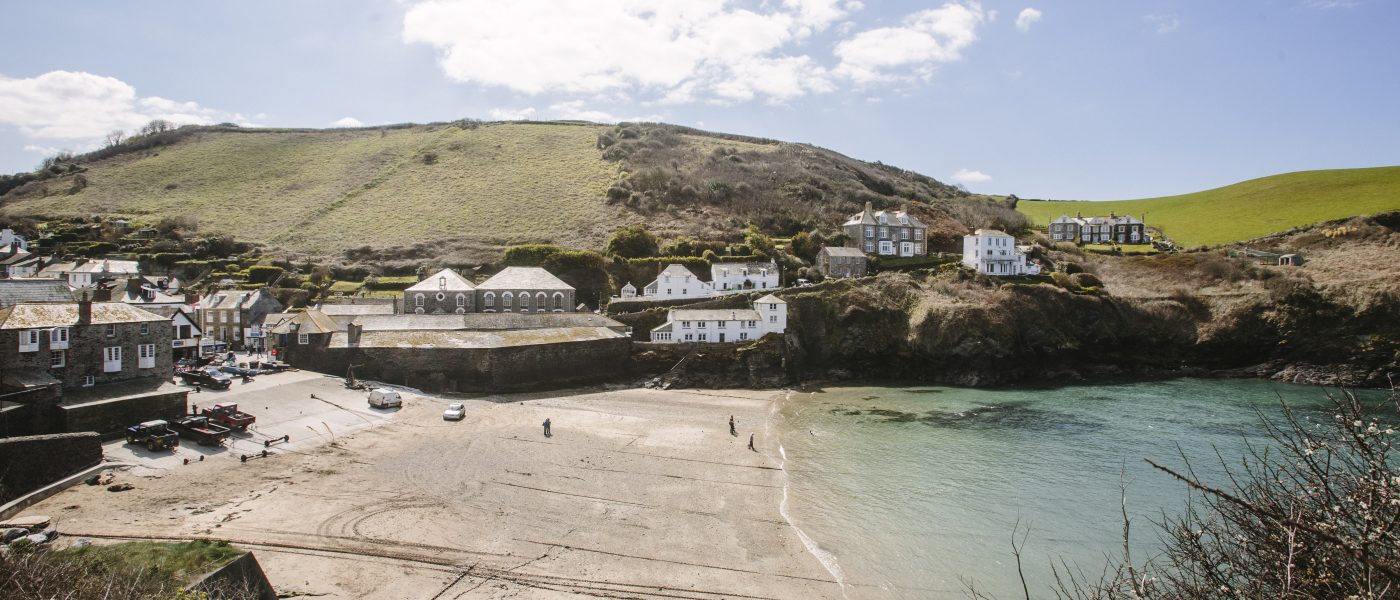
[[729, 415, 736, 436], [543, 418, 552, 437], [748, 433, 755, 451]]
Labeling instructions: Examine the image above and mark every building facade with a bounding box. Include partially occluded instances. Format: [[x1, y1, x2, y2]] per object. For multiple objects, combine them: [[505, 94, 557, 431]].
[[711, 261, 779, 294], [476, 267, 576, 313], [816, 246, 868, 278], [199, 288, 284, 349], [843, 202, 927, 257], [962, 230, 1040, 276], [642, 264, 712, 300], [0, 300, 173, 390], [650, 294, 787, 344], [1049, 213, 1148, 245], [404, 268, 476, 314]]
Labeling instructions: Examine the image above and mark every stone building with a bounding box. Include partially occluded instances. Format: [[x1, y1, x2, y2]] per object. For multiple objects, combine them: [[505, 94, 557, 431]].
[[476, 267, 575, 313], [271, 310, 631, 392], [1049, 212, 1148, 245], [0, 299, 173, 391], [200, 288, 284, 350], [842, 202, 927, 257], [404, 268, 476, 314], [816, 246, 868, 278]]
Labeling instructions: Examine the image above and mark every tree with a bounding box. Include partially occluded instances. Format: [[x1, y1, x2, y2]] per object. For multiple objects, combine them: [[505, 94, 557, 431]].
[[605, 224, 659, 258], [104, 130, 126, 148], [743, 225, 776, 259], [789, 231, 823, 262]]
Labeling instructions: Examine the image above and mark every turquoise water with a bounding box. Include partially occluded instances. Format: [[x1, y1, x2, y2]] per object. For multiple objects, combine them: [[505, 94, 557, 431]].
[[776, 379, 1379, 598]]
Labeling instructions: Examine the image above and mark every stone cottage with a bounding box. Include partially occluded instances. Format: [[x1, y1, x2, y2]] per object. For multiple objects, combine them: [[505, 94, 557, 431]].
[[816, 246, 868, 278]]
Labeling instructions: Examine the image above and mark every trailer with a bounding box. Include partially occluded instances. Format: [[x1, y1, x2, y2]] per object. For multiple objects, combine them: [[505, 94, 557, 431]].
[[201, 402, 256, 431], [126, 420, 179, 452], [170, 415, 232, 446]]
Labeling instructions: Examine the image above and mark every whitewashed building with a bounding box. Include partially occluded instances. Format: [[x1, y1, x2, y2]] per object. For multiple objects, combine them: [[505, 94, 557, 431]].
[[0, 229, 28, 251], [962, 230, 1041, 276], [710, 261, 779, 295], [641, 264, 713, 300], [650, 294, 786, 344]]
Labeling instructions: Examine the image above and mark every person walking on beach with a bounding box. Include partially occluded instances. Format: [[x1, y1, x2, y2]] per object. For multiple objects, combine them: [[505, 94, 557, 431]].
[[543, 418, 552, 438], [729, 415, 736, 436], [747, 433, 756, 452]]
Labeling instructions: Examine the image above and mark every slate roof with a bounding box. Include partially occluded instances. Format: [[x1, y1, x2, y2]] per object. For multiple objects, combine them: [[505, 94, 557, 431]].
[[270, 309, 341, 335], [973, 229, 1014, 237], [667, 309, 763, 322], [754, 294, 785, 305], [70, 259, 140, 274], [315, 303, 397, 316], [657, 264, 700, 279], [405, 268, 476, 292], [0, 302, 169, 329], [352, 312, 623, 332], [0, 279, 75, 307], [109, 278, 186, 305], [476, 267, 572, 291], [820, 246, 866, 258]]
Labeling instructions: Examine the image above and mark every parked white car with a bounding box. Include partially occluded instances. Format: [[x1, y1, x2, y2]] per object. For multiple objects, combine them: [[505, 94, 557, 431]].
[[443, 403, 465, 421], [367, 388, 402, 408]]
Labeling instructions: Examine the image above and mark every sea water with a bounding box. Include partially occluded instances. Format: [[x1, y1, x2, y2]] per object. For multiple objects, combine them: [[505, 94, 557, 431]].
[[776, 378, 1387, 599]]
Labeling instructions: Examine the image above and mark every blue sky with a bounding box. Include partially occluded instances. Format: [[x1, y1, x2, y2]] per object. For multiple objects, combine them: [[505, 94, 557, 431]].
[[0, 0, 1395, 199]]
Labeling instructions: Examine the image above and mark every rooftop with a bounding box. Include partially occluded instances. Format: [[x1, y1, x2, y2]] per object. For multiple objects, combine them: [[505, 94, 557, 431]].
[[0, 302, 170, 329], [476, 267, 572, 291], [329, 326, 625, 349], [405, 268, 476, 292], [0, 279, 75, 307], [820, 246, 866, 258], [667, 309, 763, 322], [354, 312, 624, 332], [315, 303, 397, 317]]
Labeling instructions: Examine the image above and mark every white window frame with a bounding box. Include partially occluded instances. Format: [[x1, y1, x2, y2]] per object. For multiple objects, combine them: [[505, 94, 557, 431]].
[[140, 322, 150, 335], [415, 293, 425, 307], [484, 292, 495, 308], [50, 327, 69, 350], [436, 292, 446, 302], [456, 293, 466, 307], [106, 324, 117, 337], [878, 240, 894, 255], [138, 343, 156, 369], [298, 333, 309, 345], [19, 329, 40, 352], [83, 375, 95, 387], [50, 350, 65, 368], [103, 346, 122, 373]]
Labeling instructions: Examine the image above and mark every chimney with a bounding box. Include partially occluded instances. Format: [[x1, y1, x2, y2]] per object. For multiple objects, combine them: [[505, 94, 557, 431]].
[[78, 292, 92, 325], [347, 322, 363, 345], [864, 201, 873, 214], [92, 287, 112, 302]]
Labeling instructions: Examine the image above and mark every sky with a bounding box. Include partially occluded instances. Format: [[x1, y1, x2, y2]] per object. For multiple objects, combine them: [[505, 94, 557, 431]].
[[0, 0, 1396, 200]]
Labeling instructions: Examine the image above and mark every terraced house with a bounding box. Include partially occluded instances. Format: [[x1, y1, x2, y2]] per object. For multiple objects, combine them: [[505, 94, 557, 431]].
[[842, 202, 927, 257], [1049, 212, 1148, 244], [0, 299, 172, 390], [199, 288, 284, 349]]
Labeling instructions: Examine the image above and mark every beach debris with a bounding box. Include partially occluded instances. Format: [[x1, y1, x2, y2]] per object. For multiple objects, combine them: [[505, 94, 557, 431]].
[[71, 537, 92, 548], [1, 528, 27, 543], [107, 483, 135, 492], [84, 472, 115, 486]]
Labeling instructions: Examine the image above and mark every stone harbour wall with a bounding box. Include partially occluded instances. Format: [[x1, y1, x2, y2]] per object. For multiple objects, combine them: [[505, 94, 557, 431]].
[[0, 432, 102, 503]]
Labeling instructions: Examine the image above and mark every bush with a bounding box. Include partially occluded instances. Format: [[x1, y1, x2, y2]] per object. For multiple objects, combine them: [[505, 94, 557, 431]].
[[245, 265, 284, 284], [1062, 262, 1085, 274], [605, 224, 660, 258], [1071, 273, 1103, 288], [503, 244, 564, 266]]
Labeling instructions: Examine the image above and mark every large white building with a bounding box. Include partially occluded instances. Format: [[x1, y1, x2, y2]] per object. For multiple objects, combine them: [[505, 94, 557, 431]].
[[710, 261, 779, 295], [650, 294, 786, 344], [962, 230, 1040, 276], [642, 264, 712, 300]]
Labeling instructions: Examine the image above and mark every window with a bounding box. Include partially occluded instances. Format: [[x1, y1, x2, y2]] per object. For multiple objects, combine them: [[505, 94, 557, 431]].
[[697, 321, 706, 328], [698, 334, 707, 342], [740, 332, 749, 341], [770, 315, 778, 323], [456, 294, 466, 307], [684, 334, 693, 341], [553, 293, 565, 310], [140, 322, 149, 335], [878, 240, 894, 255], [298, 333, 309, 345], [82, 375, 95, 387], [436, 292, 446, 301], [518, 292, 529, 311], [439, 276, 446, 289], [50, 350, 65, 368], [19, 329, 40, 352], [914, 243, 923, 255], [138, 343, 156, 369], [863, 241, 874, 252], [415, 294, 425, 307], [681, 321, 691, 329], [879, 226, 889, 238], [502, 292, 513, 312], [901, 229, 909, 240], [484, 292, 495, 308], [220, 312, 227, 323], [103, 346, 122, 373], [864, 226, 874, 238], [50, 327, 69, 349], [106, 324, 117, 337]]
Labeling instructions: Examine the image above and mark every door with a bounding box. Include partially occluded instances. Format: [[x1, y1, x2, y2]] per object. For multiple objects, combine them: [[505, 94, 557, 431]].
[[719, 333, 726, 343], [104, 346, 122, 372]]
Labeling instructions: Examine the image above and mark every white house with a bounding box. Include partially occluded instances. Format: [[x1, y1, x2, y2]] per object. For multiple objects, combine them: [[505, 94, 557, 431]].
[[0, 229, 28, 251], [39, 258, 141, 289], [962, 230, 1041, 276], [641, 264, 713, 300], [710, 261, 779, 295], [650, 294, 786, 344]]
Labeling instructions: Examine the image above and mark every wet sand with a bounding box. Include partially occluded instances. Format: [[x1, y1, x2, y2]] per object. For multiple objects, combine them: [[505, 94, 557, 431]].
[[19, 386, 843, 599]]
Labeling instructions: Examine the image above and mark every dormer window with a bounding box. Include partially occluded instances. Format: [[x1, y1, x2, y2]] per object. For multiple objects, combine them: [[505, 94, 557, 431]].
[[439, 277, 446, 289]]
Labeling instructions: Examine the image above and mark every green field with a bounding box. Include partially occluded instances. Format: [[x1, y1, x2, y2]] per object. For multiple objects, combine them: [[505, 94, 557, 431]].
[[1017, 166, 1400, 247]]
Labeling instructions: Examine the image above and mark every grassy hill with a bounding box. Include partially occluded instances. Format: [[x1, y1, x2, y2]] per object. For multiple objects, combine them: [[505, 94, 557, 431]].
[[1016, 166, 1400, 247], [0, 121, 969, 264]]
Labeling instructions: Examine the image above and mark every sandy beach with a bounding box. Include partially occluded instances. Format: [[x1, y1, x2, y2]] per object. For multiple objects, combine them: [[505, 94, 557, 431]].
[[17, 385, 843, 599]]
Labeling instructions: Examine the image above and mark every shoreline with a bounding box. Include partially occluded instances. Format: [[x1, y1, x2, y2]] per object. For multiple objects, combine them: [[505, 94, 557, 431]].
[[16, 385, 846, 598], [771, 389, 851, 597]]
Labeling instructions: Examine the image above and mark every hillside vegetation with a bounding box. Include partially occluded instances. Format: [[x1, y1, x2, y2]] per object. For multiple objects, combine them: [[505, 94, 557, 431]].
[[1017, 166, 1400, 247], [0, 121, 977, 264]]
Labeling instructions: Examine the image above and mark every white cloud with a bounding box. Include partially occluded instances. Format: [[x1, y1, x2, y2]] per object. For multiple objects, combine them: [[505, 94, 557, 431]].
[[546, 101, 661, 123], [332, 116, 364, 127], [950, 168, 992, 184], [489, 107, 536, 121], [1305, 0, 1358, 8], [401, 0, 859, 104], [833, 2, 987, 84], [1015, 8, 1041, 32], [1144, 13, 1180, 34], [0, 70, 249, 148], [23, 144, 62, 155]]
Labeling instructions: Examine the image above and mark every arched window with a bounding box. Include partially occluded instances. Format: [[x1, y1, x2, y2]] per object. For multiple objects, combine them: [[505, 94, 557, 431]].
[[553, 292, 565, 311], [536, 292, 547, 312], [414, 293, 424, 307], [483, 292, 495, 309], [414, 307, 424, 314], [519, 292, 529, 311], [456, 293, 466, 307], [502, 292, 513, 312], [455, 307, 465, 314]]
